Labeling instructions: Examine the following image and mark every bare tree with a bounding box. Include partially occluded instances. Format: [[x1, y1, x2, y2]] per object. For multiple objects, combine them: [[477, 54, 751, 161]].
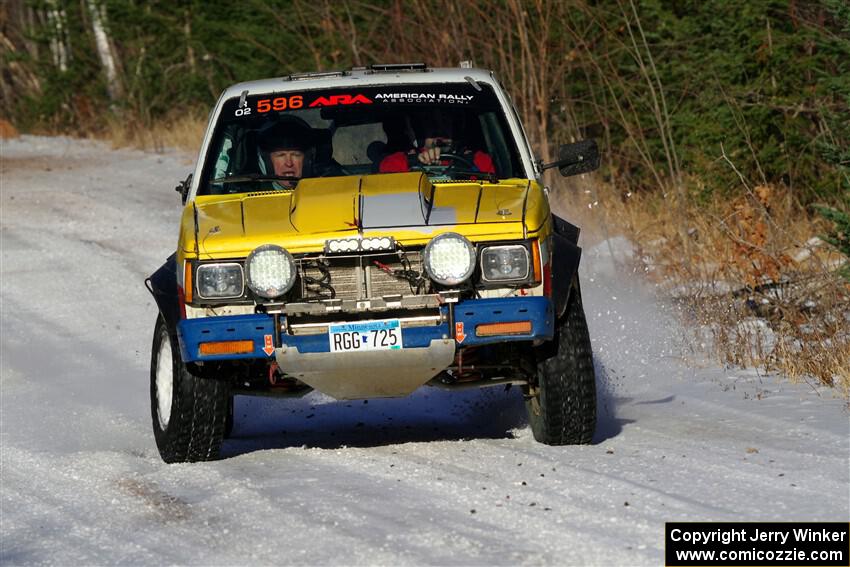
[[86, 0, 122, 103], [46, 0, 68, 72]]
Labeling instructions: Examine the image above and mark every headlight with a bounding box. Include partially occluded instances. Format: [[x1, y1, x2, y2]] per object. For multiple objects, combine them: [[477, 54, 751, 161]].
[[245, 244, 296, 299], [423, 232, 476, 286], [196, 263, 244, 299], [480, 245, 530, 282]]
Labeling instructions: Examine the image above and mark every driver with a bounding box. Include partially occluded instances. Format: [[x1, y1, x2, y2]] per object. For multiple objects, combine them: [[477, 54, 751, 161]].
[[378, 110, 495, 174], [257, 116, 316, 188]]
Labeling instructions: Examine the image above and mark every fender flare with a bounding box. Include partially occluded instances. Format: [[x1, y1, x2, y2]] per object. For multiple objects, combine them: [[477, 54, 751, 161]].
[[550, 215, 582, 319], [145, 254, 182, 334]]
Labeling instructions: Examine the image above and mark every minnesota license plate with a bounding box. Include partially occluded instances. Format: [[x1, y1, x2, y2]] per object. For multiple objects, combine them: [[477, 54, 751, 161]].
[[328, 319, 403, 353]]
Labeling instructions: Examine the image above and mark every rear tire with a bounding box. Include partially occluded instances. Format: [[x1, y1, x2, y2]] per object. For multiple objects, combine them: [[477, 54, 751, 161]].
[[150, 315, 230, 463], [526, 280, 596, 445]]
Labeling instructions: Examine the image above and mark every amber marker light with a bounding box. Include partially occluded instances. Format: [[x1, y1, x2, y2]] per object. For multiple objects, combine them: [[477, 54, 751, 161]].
[[532, 240, 542, 283], [199, 340, 254, 356], [476, 321, 533, 336], [183, 261, 193, 303]]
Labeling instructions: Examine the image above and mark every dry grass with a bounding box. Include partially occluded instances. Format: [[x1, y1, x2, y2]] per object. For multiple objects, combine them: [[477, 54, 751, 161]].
[[554, 175, 850, 399], [103, 113, 206, 154], [0, 119, 20, 138]]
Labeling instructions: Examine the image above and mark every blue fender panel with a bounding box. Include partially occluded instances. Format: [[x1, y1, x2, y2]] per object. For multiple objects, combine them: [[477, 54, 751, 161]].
[[177, 314, 276, 362], [453, 296, 554, 346]]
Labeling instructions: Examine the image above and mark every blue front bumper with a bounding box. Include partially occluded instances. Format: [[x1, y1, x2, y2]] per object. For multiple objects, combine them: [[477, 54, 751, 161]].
[[177, 296, 554, 363]]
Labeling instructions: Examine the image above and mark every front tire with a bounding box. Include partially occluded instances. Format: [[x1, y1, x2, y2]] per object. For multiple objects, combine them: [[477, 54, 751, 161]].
[[526, 280, 596, 445], [150, 315, 230, 463]]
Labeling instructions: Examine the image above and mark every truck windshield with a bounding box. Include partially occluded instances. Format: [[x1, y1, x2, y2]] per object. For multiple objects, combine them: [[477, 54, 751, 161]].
[[198, 83, 524, 195]]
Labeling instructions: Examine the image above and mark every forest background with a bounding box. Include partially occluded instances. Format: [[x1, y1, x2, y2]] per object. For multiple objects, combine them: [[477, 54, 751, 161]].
[[1, 0, 848, 389]]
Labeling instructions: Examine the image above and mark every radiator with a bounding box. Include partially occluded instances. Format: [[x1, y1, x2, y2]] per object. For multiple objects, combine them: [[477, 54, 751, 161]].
[[296, 251, 423, 301]]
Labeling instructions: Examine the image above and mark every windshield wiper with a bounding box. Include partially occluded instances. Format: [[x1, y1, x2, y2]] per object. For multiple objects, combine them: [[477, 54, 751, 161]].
[[211, 173, 300, 184]]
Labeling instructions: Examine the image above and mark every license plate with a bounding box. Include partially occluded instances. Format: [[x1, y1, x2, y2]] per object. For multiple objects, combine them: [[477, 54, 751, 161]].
[[328, 319, 403, 353]]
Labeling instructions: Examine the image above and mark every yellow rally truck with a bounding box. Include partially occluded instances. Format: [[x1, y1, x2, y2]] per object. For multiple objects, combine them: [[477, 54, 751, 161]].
[[146, 63, 600, 462]]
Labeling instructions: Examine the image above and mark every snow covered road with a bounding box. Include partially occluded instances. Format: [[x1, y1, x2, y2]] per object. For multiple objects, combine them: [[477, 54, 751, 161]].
[[1, 136, 847, 565]]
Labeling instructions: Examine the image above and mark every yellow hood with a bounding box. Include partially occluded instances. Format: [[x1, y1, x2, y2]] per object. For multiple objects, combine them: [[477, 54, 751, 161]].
[[182, 172, 546, 258]]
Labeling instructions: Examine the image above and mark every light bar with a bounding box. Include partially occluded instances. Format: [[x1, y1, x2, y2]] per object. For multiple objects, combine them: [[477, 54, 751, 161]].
[[475, 321, 533, 337], [325, 237, 395, 254], [199, 340, 254, 356]]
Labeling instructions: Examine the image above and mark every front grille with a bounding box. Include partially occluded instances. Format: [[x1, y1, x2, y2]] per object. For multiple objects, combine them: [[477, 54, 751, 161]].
[[295, 251, 423, 301]]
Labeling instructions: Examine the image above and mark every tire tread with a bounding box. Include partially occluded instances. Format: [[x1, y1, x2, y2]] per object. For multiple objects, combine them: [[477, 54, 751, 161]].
[[151, 316, 230, 463], [527, 281, 597, 445]]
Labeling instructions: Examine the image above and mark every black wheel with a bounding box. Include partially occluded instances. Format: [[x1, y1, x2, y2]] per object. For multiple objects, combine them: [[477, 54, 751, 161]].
[[150, 315, 231, 463], [525, 280, 596, 445]]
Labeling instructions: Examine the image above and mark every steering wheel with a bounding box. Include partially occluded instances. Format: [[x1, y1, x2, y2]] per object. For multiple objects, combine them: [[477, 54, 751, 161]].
[[406, 150, 478, 174]]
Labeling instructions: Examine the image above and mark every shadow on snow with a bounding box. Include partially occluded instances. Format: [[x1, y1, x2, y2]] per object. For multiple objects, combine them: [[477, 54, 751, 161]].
[[221, 384, 529, 456], [221, 354, 630, 457]]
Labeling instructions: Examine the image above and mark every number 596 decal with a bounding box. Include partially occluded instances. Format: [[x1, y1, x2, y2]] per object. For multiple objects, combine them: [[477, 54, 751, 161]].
[[256, 95, 304, 113]]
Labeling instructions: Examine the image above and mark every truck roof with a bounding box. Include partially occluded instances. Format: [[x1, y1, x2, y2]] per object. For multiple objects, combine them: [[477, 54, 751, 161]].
[[220, 65, 498, 99]]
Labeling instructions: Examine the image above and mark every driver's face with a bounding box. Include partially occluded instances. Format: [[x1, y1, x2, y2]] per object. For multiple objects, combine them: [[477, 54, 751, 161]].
[[270, 149, 305, 179]]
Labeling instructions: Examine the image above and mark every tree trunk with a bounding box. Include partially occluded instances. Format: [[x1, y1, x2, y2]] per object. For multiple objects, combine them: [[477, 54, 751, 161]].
[[86, 0, 122, 103], [184, 8, 195, 74], [46, 1, 68, 72]]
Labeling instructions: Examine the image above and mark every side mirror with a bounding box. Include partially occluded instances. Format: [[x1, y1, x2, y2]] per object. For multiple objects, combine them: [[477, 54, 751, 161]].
[[541, 139, 600, 177], [175, 173, 192, 204]]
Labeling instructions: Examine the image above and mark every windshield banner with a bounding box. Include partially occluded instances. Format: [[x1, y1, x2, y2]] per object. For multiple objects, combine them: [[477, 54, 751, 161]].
[[227, 84, 491, 118]]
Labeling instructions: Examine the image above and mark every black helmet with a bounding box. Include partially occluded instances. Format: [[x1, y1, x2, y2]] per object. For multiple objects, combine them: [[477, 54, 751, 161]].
[[258, 115, 315, 152], [257, 115, 316, 177]]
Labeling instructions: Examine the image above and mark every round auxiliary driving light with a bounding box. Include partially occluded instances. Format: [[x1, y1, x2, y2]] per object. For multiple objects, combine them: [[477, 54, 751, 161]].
[[245, 244, 296, 299], [423, 232, 476, 286]]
